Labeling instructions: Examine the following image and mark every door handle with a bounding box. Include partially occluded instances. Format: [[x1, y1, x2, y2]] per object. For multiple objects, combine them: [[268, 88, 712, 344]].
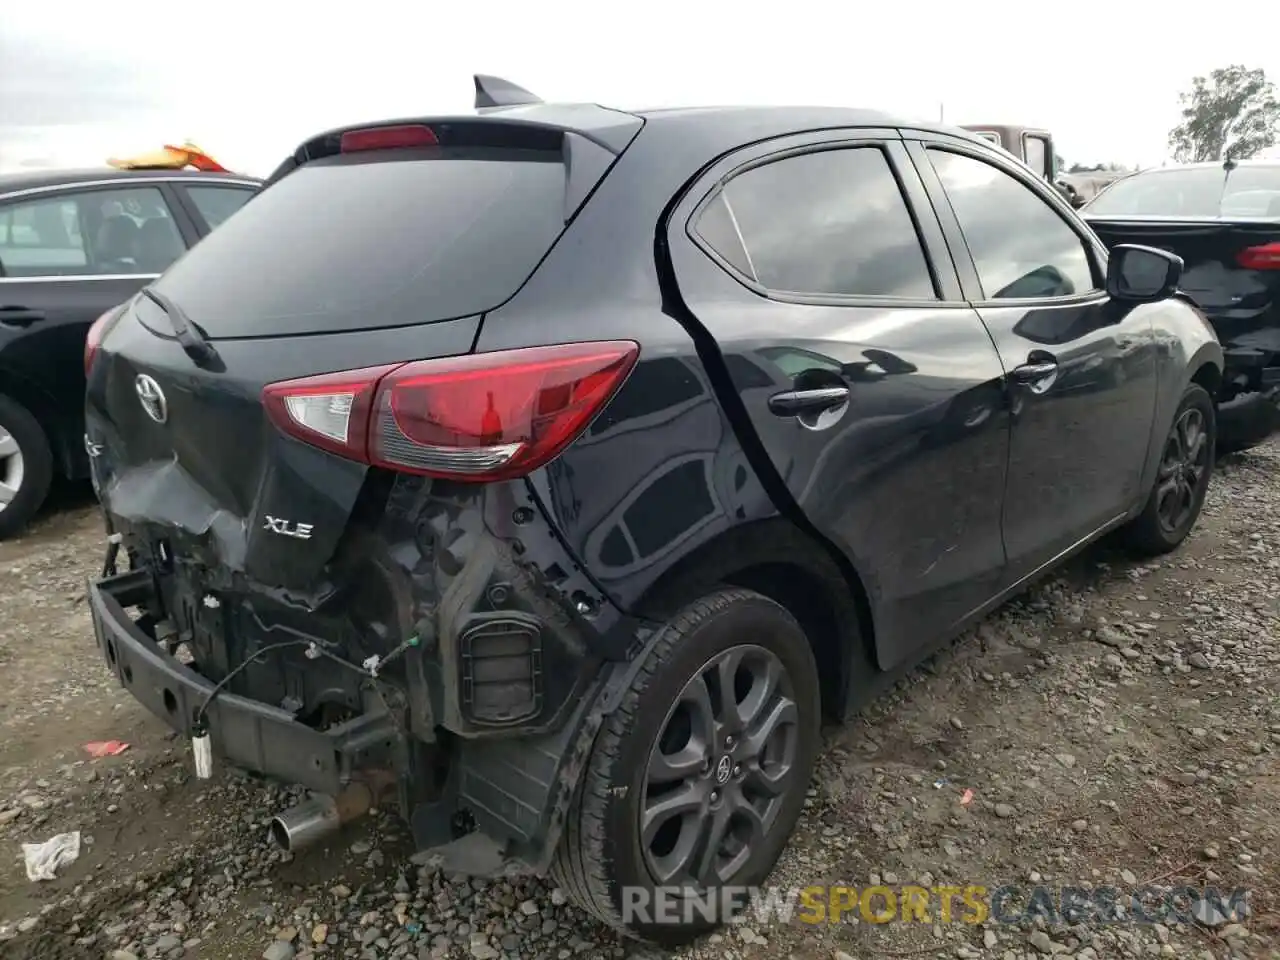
[[0, 307, 45, 328], [768, 386, 850, 417], [1009, 360, 1058, 384]]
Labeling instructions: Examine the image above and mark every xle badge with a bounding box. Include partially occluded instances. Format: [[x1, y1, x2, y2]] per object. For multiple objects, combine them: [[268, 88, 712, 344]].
[[264, 516, 314, 540]]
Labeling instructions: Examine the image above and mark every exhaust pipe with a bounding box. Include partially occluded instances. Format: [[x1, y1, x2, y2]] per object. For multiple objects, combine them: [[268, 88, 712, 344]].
[[269, 782, 373, 853]]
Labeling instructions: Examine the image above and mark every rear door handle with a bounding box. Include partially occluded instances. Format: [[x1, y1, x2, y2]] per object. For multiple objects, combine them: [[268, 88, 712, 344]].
[[0, 307, 45, 328], [768, 386, 850, 417], [1009, 360, 1058, 384], [1009, 354, 1060, 397]]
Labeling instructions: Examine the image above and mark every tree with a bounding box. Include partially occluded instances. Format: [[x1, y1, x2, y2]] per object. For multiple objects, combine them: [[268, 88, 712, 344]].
[[1168, 65, 1280, 163]]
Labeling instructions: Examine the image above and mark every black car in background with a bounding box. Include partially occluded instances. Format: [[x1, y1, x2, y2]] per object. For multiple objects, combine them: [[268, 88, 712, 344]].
[[84, 78, 1222, 944], [1083, 160, 1280, 451], [0, 167, 260, 537]]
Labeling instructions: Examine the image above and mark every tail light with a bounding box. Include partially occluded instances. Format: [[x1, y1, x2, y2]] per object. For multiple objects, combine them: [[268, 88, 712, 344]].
[[340, 124, 438, 153], [1236, 242, 1280, 271], [262, 341, 640, 482], [85, 307, 121, 374]]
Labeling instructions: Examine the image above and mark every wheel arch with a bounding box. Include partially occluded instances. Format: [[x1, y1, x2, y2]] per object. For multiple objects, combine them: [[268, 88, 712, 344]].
[[1135, 337, 1224, 507], [1189, 356, 1222, 400], [629, 517, 876, 721]]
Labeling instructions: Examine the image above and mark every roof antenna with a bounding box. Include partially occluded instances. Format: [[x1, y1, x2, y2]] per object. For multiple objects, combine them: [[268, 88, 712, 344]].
[[474, 74, 543, 110]]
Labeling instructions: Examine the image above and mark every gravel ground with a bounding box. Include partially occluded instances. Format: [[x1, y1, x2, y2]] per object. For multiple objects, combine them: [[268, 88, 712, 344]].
[[0, 443, 1276, 960]]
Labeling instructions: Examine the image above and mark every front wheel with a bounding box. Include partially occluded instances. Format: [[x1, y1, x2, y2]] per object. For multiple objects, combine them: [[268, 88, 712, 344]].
[[1119, 382, 1215, 556], [551, 588, 821, 945]]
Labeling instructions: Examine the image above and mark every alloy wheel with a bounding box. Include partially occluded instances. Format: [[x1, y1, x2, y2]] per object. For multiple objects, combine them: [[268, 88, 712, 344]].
[[640, 644, 800, 888], [0, 427, 23, 514], [1155, 406, 1208, 535]]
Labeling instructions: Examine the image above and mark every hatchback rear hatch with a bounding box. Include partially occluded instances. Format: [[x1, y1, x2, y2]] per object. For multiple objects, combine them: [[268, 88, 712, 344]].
[[1083, 163, 1280, 350], [85, 111, 643, 589]]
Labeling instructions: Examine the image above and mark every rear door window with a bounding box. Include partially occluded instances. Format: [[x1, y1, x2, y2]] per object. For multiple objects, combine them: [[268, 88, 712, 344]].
[[150, 147, 575, 338], [184, 185, 256, 229], [693, 146, 937, 300], [0, 185, 186, 278]]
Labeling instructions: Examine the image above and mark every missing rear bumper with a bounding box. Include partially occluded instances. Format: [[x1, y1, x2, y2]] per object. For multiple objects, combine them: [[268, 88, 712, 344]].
[[88, 566, 635, 875], [88, 569, 398, 796]]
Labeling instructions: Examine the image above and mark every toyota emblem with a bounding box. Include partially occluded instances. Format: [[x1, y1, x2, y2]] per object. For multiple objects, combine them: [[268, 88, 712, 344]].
[[135, 374, 168, 424]]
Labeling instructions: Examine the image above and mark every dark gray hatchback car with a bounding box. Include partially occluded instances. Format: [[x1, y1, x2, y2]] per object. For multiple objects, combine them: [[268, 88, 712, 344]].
[[84, 77, 1221, 944]]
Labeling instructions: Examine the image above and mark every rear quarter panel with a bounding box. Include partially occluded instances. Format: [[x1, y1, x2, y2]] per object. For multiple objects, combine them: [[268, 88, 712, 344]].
[[471, 121, 785, 615]]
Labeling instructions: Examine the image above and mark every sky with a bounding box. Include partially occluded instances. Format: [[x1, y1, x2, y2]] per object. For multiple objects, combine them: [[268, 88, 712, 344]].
[[1, 1, 1278, 177]]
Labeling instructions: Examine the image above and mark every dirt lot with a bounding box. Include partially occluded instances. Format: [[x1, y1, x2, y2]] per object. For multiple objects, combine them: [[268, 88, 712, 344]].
[[0, 444, 1276, 960]]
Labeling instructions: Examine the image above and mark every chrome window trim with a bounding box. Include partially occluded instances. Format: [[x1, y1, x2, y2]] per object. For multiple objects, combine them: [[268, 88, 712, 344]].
[[0, 273, 160, 284], [0, 176, 259, 203]]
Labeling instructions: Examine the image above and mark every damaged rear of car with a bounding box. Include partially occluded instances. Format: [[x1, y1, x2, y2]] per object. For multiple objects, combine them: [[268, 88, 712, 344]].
[[97, 82, 1223, 948], [85, 104, 660, 870]]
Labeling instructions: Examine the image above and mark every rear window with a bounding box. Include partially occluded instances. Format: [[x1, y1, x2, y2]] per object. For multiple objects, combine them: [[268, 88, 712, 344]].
[[1086, 165, 1280, 218], [150, 147, 570, 338]]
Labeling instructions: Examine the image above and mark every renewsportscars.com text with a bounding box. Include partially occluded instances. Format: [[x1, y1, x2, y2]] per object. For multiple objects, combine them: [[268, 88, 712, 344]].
[[621, 884, 1250, 927]]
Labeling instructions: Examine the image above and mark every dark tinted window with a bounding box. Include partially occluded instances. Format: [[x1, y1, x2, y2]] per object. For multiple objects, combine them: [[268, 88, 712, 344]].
[[1085, 165, 1280, 218], [151, 148, 571, 337], [698, 147, 936, 299], [929, 149, 1094, 300], [185, 185, 255, 229]]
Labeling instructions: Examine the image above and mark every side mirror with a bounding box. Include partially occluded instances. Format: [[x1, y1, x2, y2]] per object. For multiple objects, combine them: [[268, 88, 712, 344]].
[[1106, 244, 1183, 303]]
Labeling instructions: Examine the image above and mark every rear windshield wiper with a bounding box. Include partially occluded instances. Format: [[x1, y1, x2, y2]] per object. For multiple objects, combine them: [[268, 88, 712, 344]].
[[140, 287, 221, 369]]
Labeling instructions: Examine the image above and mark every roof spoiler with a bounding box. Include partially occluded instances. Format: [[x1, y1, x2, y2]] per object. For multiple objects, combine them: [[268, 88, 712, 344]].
[[263, 77, 643, 189], [474, 74, 542, 111]]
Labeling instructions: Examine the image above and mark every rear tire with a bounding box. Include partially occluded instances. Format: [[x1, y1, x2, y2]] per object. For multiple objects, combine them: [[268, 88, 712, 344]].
[[551, 588, 821, 946], [0, 394, 53, 541], [1120, 383, 1215, 556]]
